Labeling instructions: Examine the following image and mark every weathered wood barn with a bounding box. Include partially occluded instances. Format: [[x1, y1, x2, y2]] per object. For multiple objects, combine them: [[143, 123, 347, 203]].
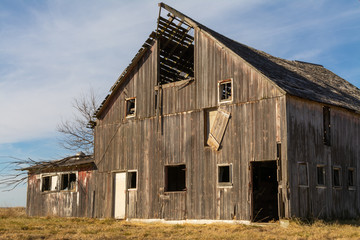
[[25, 3, 360, 222], [24, 152, 96, 217]]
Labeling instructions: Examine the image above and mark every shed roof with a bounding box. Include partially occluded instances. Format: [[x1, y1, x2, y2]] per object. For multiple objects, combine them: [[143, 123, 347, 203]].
[[96, 3, 360, 117], [22, 152, 95, 173]]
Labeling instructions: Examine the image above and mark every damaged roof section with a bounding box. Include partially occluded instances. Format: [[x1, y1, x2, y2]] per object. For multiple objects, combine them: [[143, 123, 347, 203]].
[[157, 6, 194, 84], [96, 2, 360, 118], [22, 152, 95, 173], [95, 4, 194, 118]]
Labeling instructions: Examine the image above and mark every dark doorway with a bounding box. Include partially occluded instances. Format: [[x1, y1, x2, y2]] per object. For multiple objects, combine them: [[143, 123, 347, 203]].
[[252, 161, 279, 222]]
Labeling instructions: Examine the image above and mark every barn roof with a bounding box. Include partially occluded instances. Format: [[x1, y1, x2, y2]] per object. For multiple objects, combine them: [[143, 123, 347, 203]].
[[22, 152, 95, 173], [95, 3, 360, 117]]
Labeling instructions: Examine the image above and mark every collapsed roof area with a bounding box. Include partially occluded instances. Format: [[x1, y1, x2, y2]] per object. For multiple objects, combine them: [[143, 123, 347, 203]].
[[156, 8, 194, 84], [96, 2, 360, 118]]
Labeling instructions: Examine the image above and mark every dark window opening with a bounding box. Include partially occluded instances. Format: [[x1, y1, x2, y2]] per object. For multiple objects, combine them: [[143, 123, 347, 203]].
[[126, 98, 136, 117], [128, 171, 137, 189], [317, 166, 326, 186], [218, 79, 232, 102], [348, 168, 355, 187], [165, 165, 186, 192], [333, 168, 341, 187], [41, 175, 58, 192], [298, 163, 308, 186], [61, 173, 77, 191], [42, 176, 51, 192], [218, 165, 232, 184], [323, 106, 331, 146]]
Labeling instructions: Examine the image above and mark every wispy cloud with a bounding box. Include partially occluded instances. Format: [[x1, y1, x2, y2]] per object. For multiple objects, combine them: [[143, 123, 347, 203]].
[[0, 0, 360, 145]]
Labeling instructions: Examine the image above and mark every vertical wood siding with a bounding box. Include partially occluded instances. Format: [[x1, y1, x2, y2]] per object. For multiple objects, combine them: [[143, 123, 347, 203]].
[[93, 30, 287, 220], [26, 168, 95, 217], [287, 96, 360, 219]]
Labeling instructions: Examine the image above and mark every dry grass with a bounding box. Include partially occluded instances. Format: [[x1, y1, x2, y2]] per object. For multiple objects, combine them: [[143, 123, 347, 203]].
[[0, 208, 360, 240]]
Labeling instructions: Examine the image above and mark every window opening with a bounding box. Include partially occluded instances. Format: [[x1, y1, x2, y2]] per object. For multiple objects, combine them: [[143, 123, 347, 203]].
[[128, 171, 137, 189], [333, 167, 341, 187], [42, 175, 58, 192], [218, 165, 232, 186], [298, 163, 308, 186], [323, 106, 331, 145], [126, 98, 136, 117], [60, 173, 77, 191], [218, 79, 233, 103], [348, 168, 355, 188], [317, 165, 326, 186], [165, 165, 186, 192]]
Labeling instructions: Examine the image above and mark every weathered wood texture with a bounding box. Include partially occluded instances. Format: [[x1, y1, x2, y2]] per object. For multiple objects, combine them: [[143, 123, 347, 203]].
[[93, 30, 288, 220], [26, 167, 95, 217], [287, 96, 360, 219]]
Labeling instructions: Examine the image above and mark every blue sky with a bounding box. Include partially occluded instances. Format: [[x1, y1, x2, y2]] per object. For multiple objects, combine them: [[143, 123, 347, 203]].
[[1, 0, 360, 207]]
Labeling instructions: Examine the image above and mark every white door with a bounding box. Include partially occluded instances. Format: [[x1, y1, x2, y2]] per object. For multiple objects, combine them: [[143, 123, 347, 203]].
[[114, 172, 126, 219]]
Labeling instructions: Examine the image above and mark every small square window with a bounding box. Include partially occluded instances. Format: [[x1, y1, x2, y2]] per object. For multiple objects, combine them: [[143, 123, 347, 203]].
[[218, 79, 232, 103], [125, 98, 136, 117], [317, 165, 326, 186], [60, 173, 77, 191], [128, 171, 137, 189], [348, 168, 355, 188], [298, 163, 308, 186], [218, 165, 232, 186], [165, 165, 186, 192], [333, 167, 341, 187]]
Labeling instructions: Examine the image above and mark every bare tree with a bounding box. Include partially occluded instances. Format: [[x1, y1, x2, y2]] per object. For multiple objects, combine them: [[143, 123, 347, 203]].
[[0, 90, 99, 191], [57, 89, 99, 155], [0, 156, 38, 191]]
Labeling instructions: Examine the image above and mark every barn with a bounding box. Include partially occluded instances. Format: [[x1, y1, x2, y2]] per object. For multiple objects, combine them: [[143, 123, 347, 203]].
[[26, 3, 360, 222], [24, 152, 96, 217]]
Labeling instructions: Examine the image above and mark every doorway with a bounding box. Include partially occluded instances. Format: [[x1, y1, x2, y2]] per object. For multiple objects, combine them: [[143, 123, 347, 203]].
[[114, 172, 126, 219], [251, 161, 279, 222]]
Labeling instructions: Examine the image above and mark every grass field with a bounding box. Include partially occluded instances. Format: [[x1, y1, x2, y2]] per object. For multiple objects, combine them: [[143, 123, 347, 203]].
[[1, 208, 360, 239]]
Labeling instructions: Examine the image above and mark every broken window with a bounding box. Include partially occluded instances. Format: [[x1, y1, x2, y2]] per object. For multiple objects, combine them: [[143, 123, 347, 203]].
[[333, 167, 341, 187], [207, 109, 231, 150], [348, 168, 355, 188], [317, 165, 326, 186], [165, 165, 186, 192], [42, 175, 58, 192], [323, 106, 331, 146], [204, 108, 218, 146], [60, 173, 77, 191], [125, 98, 136, 117], [298, 163, 308, 186], [218, 79, 233, 103], [128, 171, 137, 189], [218, 164, 232, 186]]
